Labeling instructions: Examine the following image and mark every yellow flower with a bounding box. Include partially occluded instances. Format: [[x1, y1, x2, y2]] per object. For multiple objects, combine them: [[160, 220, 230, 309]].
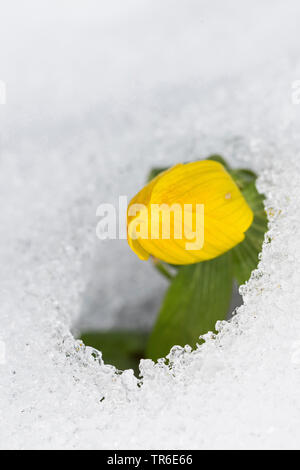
[[127, 160, 253, 265]]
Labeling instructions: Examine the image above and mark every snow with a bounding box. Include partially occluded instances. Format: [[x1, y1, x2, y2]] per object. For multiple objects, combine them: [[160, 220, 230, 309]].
[[1, 0, 300, 449]]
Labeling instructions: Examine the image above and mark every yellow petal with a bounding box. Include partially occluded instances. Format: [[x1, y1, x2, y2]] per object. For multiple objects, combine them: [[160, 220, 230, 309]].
[[127, 160, 254, 264]]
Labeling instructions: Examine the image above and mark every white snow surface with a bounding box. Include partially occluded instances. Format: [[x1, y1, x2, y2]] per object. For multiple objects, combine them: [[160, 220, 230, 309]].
[[1, 0, 300, 449]]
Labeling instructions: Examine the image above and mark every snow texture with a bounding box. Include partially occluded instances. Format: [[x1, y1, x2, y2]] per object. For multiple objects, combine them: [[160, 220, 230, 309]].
[[1, 0, 300, 449]]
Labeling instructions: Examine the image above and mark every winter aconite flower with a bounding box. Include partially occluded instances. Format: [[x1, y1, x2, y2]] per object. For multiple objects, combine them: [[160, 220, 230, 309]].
[[127, 160, 253, 265]]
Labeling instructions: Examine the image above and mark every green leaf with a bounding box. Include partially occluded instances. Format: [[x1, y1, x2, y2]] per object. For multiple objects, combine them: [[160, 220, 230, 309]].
[[147, 167, 168, 182], [80, 331, 148, 375], [231, 180, 268, 285], [146, 252, 233, 361], [229, 168, 257, 190], [207, 154, 231, 170]]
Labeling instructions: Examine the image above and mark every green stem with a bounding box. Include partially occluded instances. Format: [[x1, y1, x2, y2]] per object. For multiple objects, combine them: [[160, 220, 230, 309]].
[[152, 259, 175, 281]]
